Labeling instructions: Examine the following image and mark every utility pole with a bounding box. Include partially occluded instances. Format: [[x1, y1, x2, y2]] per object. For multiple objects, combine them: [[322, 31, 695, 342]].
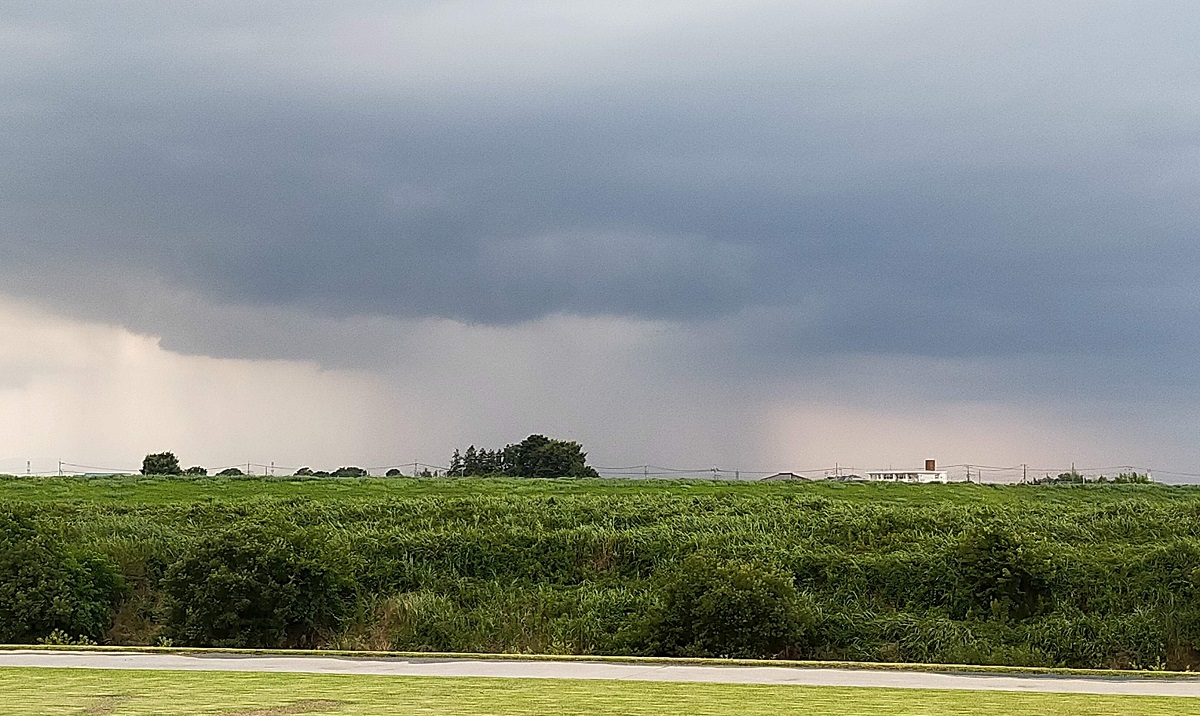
[[965, 465, 971, 483], [1022, 463, 1027, 484], [26, 460, 30, 476], [644, 465, 648, 478], [270, 461, 274, 476]]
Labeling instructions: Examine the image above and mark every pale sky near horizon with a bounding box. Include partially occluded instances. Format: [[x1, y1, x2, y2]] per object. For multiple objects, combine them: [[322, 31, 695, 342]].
[[3, 2, 1199, 480]]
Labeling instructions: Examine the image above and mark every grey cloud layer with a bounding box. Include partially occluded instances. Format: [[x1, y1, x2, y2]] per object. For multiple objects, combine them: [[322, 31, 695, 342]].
[[4, 1, 1200, 371]]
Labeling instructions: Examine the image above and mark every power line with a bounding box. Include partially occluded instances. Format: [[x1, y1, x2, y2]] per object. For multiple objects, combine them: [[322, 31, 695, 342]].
[[58, 462, 138, 473], [10, 458, 1194, 483]]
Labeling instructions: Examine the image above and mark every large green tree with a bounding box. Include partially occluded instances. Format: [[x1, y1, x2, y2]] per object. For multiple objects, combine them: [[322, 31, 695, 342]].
[[449, 435, 599, 478], [141, 452, 182, 476], [503, 434, 599, 478], [449, 445, 505, 476]]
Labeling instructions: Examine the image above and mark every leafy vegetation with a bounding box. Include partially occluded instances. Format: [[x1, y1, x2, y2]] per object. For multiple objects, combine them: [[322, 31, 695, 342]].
[[4, 475, 1200, 668], [952, 526, 1049, 621], [644, 557, 815, 658], [162, 525, 354, 648], [0, 511, 124, 643], [141, 451, 182, 476]]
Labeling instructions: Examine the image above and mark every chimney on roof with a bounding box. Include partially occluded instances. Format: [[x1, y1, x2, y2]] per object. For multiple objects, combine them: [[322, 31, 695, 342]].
[[925, 459, 936, 472]]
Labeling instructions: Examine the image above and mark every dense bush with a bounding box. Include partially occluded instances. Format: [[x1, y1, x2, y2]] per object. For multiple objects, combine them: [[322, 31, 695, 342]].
[[0, 512, 124, 643], [952, 526, 1050, 621], [162, 526, 354, 648], [643, 557, 813, 658]]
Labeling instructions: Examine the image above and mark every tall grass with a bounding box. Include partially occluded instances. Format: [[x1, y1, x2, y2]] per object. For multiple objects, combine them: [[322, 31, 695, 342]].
[[3, 476, 1200, 668]]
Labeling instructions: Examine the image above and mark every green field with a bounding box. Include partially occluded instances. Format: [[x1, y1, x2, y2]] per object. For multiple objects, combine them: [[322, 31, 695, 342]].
[[0, 473, 1174, 505], [1, 668, 1196, 716], [5, 475, 1200, 669]]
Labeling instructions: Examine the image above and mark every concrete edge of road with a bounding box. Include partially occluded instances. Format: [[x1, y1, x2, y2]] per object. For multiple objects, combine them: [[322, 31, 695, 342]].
[[2, 644, 1197, 681]]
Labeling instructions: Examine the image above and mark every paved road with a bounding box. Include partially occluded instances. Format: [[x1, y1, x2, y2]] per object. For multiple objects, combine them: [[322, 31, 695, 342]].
[[3, 650, 1200, 698]]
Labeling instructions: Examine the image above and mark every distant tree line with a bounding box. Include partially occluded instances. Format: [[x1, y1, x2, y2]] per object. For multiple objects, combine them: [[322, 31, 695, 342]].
[[140, 452, 369, 478], [1032, 471, 1152, 485], [139, 434, 599, 479], [293, 467, 369, 478]]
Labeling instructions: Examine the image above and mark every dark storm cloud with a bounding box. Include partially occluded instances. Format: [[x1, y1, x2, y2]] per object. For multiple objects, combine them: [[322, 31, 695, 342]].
[[3, 0, 1200, 372]]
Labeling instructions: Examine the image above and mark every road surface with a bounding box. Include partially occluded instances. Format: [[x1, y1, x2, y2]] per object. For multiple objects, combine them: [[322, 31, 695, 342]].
[[2, 650, 1199, 698]]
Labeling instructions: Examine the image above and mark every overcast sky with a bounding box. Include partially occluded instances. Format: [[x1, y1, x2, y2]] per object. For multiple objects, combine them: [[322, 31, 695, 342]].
[[3, 1, 1199, 479]]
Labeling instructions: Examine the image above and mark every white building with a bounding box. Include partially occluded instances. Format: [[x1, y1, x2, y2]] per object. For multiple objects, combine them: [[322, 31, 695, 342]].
[[864, 460, 948, 483], [865, 469, 948, 483]]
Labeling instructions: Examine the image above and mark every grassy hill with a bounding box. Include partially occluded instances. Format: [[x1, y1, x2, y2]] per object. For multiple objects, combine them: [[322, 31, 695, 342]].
[[3, 475, 1200, 669]]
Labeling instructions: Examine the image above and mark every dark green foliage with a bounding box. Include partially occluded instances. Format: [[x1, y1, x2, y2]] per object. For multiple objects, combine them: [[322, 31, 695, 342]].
[[503, 435, 599, 478], [141, 452, 182, 476], [644, 557, 813, 658], [331, 467, 368, 478], [952, 526, 1050, 621], [215, 467, 245, 476], [450, 446, 506, 476], [183, 466, 207, 476], [162, 526, 354, 648], [385, 469, 403, 477], [450, 435, 598, 477], [295, 467, 315, 476], [0, 512, 124, 643]]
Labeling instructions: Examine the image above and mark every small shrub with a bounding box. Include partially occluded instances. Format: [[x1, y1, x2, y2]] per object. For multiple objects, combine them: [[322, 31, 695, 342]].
[[643, 557, 812, 658], [163, 526, 355, 648], [37, 629, 98, 646]]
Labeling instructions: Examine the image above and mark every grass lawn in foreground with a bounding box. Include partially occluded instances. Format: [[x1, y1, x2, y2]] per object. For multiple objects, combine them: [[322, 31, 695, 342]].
[[0, 668, 1196, 716]]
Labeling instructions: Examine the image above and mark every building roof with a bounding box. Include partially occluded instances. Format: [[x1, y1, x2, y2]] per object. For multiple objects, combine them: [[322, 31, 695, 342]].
[[761, 472, 810, 481]]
